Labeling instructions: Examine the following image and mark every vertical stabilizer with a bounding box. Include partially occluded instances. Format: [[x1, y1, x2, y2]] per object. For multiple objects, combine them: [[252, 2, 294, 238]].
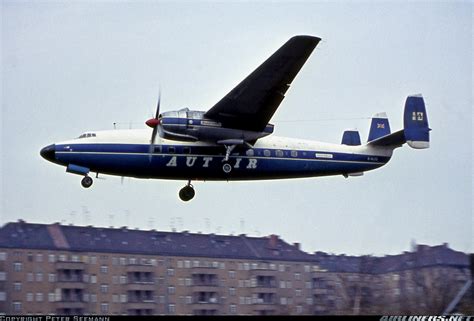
[[367, 112, 391, 142], [403, 94, 430, 149]]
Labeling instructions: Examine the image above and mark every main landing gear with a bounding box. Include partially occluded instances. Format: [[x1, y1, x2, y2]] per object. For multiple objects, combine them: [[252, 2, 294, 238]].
[[179, 180, 195, 202], [81, 175, 93, 188], [222, 145, 236, 174]]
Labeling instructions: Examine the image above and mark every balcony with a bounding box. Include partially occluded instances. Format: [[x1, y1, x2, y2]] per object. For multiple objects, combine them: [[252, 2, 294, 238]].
[[126, 302, 156, 310], [56, 301, 86, 309], [250, 268, 277, 277], [126, 282, 156, 291], [56, 262, 85, 270], [125, 264, 155, 273]]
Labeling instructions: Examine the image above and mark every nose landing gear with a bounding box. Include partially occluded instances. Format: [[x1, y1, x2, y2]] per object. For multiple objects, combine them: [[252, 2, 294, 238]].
[[179, 180, 195, 202], [81, 176, 93, 188]]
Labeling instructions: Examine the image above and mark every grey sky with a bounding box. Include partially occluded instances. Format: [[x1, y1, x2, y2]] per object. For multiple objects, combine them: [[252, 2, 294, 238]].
[[1, 1, 472, 256]]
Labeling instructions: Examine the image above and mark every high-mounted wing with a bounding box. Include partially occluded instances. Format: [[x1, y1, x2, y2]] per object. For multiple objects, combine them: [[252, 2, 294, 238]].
[[204, 35, 321, 132]]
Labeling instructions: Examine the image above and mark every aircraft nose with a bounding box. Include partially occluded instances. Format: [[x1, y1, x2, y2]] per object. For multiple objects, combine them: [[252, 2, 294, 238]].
[[40, 144, 56, 162]]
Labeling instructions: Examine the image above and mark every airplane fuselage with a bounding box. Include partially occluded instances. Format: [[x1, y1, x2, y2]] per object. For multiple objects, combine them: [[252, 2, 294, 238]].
[[44, 129, 392, 181]]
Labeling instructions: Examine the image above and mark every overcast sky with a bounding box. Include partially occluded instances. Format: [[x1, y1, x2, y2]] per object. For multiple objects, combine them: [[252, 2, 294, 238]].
[[1, 1, 472, 256]]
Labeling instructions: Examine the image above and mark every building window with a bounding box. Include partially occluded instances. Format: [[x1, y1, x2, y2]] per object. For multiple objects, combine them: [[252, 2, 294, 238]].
[[0, 252, 6, 260], [90, 256, 97, 264], [230, 304, 237, 314], [59, 254, 66, 262], [120, 294, 127, 303], [90, 294, 97, 303], [305, 282, 312, 289], [280, 281, 286, 288], [100, 265, 108, 273], [229, 270, 236, 279], [36, 254, 43, 262], [36, 272, 43, 282], [48, 293, 55, 302], [306, 298, 313, 305], [304, 265, 310, 272], [91, 275, 97, 284], [100, 303, 108, 313], [27, 273, 33, 282], [0, 272, 6, 281], [119, 257, 126, 265], [119, 276, 127, 284], [14, 282, 21, 291], [129, 257, 136, 265], [185, 278, 191, 286], [185, 296, 192, 304], [280, 297, 287, 305], [48, 254, 55, 263], [27, 293, 33, 302], [184, 260, 191, 268], [177, 261, 183, 268], [167, 268, 174, 276], [279, 264, 285, 272], [296, 305, 303, 314], [229, 287, 236, 296], [286, 281, 292, 288], [100, 284, 108, 293], [294, 273, 301, 280], [36, 293, 43, 302], [296, 289, 302, 297], [48, 273, 56, 282], [12, 301, 21, 312], [168, 304, 175, 314], [13, 262, 22, 272], [193, 260, 200, 267], [168, 286, 175, 294], [0, 292, 6, 301]]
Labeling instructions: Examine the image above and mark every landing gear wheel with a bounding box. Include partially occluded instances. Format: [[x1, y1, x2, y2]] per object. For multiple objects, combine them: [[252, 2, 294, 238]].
[[222, 162, 232, 174], [179, 184, 195, 202], [81, 176, 93, 188]]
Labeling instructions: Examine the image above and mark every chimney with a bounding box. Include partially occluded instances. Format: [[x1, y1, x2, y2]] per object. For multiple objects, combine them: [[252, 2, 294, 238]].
[[293, 242, 300, 250], [269, 234, 278, 248]]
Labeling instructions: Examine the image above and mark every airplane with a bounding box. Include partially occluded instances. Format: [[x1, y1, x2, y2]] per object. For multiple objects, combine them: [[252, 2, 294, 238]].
[[40, 35, 431, 202]]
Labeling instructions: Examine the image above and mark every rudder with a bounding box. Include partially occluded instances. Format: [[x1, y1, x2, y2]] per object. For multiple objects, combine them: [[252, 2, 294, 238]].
[[404, 94, 430, 149]]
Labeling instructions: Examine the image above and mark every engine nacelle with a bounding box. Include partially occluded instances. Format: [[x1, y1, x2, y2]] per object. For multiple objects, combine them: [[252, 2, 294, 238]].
[[159, 108, 273, 143]]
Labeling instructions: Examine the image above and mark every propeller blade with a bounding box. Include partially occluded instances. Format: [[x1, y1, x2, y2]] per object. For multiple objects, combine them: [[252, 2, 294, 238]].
[[155, 89, 161, 119], [148, 127, 158, 161]]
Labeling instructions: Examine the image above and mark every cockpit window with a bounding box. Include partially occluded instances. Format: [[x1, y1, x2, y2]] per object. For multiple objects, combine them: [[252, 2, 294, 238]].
[[77, 133, 96, 139]]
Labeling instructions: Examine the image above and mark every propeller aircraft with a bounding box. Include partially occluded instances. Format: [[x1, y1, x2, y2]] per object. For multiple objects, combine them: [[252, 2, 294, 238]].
[[40, 35, 431, 201]]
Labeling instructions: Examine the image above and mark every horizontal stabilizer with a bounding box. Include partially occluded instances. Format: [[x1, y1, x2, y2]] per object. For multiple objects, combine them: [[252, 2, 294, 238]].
[[367, 95, 430, 149], [367, 113, 391, 142]]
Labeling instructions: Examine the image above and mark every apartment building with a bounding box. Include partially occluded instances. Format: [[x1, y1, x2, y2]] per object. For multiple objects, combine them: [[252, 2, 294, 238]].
[[0, 220, 470, 315]]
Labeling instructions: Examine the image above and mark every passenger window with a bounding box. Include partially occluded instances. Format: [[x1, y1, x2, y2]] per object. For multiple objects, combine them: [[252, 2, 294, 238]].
[[246, 149, 254, 157], [168, 147, 175, 154], [275, 150, 284, 157], [263, 150, 271, 157], [183, 147, 191, 154], [154, 146, 162, 154], [291, 150, 298, 157]]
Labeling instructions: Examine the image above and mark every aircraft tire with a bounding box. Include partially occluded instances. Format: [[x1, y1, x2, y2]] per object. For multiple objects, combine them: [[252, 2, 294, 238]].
[[222, 162, 232, 174], [179, 185, 195, 202], [81, 176, 93, 188]]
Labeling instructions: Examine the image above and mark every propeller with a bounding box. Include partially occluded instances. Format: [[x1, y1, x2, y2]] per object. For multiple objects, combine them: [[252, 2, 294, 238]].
[[146, 90, 162, 161]]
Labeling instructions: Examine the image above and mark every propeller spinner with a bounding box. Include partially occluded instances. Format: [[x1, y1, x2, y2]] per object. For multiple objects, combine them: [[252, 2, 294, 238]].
[[146, 91, 163, 160]]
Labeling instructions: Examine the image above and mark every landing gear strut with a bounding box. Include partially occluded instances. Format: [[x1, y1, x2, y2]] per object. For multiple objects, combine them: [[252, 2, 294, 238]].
[[81, 176, 93, 188], [179, 180, 195, 202], [222, 145, 236, 173]]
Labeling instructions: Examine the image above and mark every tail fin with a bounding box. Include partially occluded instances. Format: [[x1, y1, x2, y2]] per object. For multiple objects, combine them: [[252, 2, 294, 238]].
[[367, 94, 430, 149], [367, 112, 391, 142], [404, 94, 430, 149], [341, 129, 361, 146]]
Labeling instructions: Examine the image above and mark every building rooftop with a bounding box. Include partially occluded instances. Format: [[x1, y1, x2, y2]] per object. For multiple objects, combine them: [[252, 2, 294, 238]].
[[0, 220, 313, 262], [0, 220, 469, 273]]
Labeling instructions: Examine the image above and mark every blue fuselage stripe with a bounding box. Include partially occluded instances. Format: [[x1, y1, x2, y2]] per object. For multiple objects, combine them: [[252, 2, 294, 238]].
[[53, 143, 390, 181]]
